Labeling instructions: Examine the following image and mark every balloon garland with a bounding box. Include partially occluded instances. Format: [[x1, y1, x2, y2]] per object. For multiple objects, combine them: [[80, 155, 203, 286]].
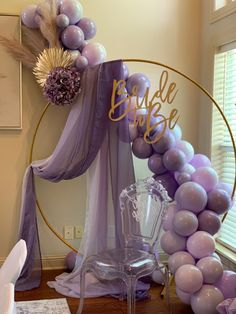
[[0, 0, 235, 313]]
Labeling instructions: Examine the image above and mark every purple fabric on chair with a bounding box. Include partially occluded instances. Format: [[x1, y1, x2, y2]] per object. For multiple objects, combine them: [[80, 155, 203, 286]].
[[16, 60, 135, 292], [217, 298, 236, 314]]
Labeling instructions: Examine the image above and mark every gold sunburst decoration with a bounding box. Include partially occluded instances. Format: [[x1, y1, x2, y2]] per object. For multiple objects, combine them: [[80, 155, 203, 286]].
[[33, 48, 74, 87]]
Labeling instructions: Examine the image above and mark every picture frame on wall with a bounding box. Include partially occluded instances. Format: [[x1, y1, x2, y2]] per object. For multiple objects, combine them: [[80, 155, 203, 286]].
[[0, 14, 22, 130]]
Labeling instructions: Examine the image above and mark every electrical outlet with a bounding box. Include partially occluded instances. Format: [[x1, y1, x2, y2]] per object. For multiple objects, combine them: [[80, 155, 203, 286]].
[[75, 226, 84, 239], [64, 226, 74, 240]]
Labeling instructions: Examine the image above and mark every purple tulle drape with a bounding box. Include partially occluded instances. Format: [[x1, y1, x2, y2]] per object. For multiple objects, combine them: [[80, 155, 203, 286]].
[[16, 60, 135, 292]]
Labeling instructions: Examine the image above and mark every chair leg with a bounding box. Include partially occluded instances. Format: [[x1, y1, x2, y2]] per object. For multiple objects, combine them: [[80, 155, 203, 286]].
[[163, 266, 171, 313], [76, 265, 88, 314], [126, 277, 136, 314]]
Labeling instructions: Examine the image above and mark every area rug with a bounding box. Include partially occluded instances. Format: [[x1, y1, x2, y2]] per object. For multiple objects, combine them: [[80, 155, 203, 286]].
[[16, 298, 71, 313]]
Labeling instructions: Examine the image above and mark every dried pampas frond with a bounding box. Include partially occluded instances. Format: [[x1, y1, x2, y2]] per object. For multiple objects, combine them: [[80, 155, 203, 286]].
[[37, 0, 60, 48], [22, 26, 47, 56], [33, 48, 73, 87], [0, 36, 36, 69]]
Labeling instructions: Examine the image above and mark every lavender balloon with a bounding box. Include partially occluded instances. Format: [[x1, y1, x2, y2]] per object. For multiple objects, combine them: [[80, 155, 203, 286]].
[[153, 172, 178, 199], [176, 140, 194, 163], [163, 203, 178, 231], [168, 251, 195, 274], [132, 137, 152, 159], [148, 154, 167, 175], [82, 43, 107, 66], [175, 182, 207, 213], [187, 231, 215, 259], [21, 4, 38, 29], [192, 167, 218, 192], [173, 210, 198, 236], [196, 256, 223, 284], [175, 265, 203, 294], [60, 0, 83, 25], [79, 40, 88, 51], [152, 132, 176, 154], [163, 148, 186, 172], [215, 270, 236, 299], [176, 287, 191, 305], [75, 56, 88, 70], [176, 172, 192, 185], [170, 124, 182, 140], [61, 25, 84, 49], [190, 154, 211, 169], [160, 230, 186, 255], [56, 14, 70, 28], [122, 63, 129, 80], [126, 73, 151, 97], [128, 123, 138, 142], [65, 251, 77, 271], [198, 210, 221, 235], [68, 49, 81, 61], [191, 285, 224, 314], [77, 17, 97, 40], [207, 188, 231, 215]]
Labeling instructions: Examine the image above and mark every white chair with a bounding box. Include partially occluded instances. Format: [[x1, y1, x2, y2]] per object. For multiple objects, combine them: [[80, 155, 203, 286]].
[[0, 283, 15, 314]]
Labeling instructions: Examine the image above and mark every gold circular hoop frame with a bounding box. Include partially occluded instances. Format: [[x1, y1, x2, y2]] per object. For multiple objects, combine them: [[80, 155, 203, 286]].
[[30, 59, 236, 252]]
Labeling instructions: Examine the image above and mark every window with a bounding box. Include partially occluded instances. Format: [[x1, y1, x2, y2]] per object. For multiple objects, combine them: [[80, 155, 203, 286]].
[[212, 41, 236, 252], [211, 0, 236, 22]]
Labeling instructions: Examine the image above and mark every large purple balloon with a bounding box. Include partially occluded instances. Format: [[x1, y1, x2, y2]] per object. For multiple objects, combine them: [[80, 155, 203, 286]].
[[173, 210, 198, 236], [192, 167, 218, 192], [21, 4, 38, 29], [175, 265, 203, 294], [60, 0, 83, 25], [198, 210, 221, 235], [196, 257, 223, 284], [163, 148, 186, 172], [187, 231, 215, 259], [215, 270, 236, 299], [148, 154, 167, 175], [82, 43, 107, 66], [163, 202, 178, 231], [176, 287, 191, 305], [168, 251, 195, 274], [190, 154, 211, 169], [132, 137, 152, 159], [175, 182, 207, 213], [175, 140, 194, 163], [153, 172, 178, 199], [160, 230, 186, 255], [207, 188, 231, 215], [77, 17, 97, 40], [126, 73, 151, 97], [61, 25, 84, 49], [152, 132, 176, 154]]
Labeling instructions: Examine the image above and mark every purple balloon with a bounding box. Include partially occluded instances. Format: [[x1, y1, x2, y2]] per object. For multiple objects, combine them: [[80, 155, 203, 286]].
[[132, 137, 152, 159], [190, 154, 211, 169], [65, 251, 77, 271], [170, 124, 182, 140], [153, 172, 178, 199], [79, 40, 88, 51], [176, 172, 192, 185], [75, 55, 88, 70], [126, 73, 151, 97], [175, 140, 194, 163], [128, 123, 138, 142], [173, 210, 198, 236], [82, 43, 107, 66], [60, 0, 83, 25], [163, 148, 186, 172], [77, 17, 97, 40], [196, 256, 223, 284], [56, 13, 70, 28], [61, 25, 84, 49], [163, 203, 178, 231], [176, 287, 191, 305], [187, 231, 215, 259], [152, 132, 176, 154], [216, 181, 233, 196], [175, 265, 203, 294], [207, 188, 231, 215], [192, 167, 218, 192], [21, 4, 38, 29], [160, 231, 186, 255], [148, 154, 167, 175], [191, 285, 224, 314], [168, 251, 195, 274], [68, 49, 81, 61], [175, 182, 207, 213], [198, 210, 221, 235], [215, 270, 236, 299], [122, 63, 129, 80]]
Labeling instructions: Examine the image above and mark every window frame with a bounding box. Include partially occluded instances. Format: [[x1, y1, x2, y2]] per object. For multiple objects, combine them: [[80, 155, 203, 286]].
[[211, 0, 236, 23]]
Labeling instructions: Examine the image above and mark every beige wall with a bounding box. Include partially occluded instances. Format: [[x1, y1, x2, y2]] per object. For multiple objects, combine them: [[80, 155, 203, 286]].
[[0, 0, 201, 263]]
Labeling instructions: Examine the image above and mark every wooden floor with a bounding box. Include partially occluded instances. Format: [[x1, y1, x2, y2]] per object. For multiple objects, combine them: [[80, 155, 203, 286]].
[[15, 269, 193, 314]]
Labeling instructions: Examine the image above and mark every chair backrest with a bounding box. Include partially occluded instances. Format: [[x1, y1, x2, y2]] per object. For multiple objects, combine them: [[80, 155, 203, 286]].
[[0, 283, 15, 314], [119, 177, 170, 251]]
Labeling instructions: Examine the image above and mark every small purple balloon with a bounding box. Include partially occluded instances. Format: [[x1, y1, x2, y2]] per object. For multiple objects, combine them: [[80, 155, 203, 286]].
[[170, 124, 182, 140], [190, 154, 211, 169], [187, 231, 215, 259], [60, 0, 83, 25], [56, 13, 70, 28], [192, 166, 218, 192], [122, 63, 129, 80], [207, 188, 231, 215], [128, 123, 138, 142], [82, 43, 107, 66], [198, 210, 221, 235], [176, 172, 192, 185], [153, 172, 179, 199], [191, 285, 224, 314], [152, 132, 176, 154], [173, 210, 198, 236], [75, 55, 88, 70], [175, 182, 207, 213], [148, 154, 167, 175], [163, 202, 178, 231], [215, 270, 236, 299], [126, 73, 151, 97], [77, 17, 97, 40], [216, 181, 233, 196], [176, 287, 191, 305], [175, 264, 203, 294], [65, 251, 77, 271], [168, 251, 195, 274], [79, 40, 88, 51], [196, 256, 223, 284], [21, 4, 38, 29], [61, 25, 84, 49], [132, 137, 152, 159], [160, 230, 186, 255], [163, 148, 186, 172], [175, 140, 194, 163]]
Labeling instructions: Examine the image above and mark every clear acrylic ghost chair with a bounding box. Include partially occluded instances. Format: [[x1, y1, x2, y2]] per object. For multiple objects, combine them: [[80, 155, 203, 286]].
[[77, 177, 170, 314], [0, 283, 15, 314]]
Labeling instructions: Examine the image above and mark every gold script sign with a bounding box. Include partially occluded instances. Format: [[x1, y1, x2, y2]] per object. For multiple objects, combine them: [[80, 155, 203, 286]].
[[109, 70, 180, 144]]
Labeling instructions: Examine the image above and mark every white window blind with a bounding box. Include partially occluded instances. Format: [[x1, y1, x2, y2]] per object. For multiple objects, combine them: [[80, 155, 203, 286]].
[[212, 42, 236, 252]]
